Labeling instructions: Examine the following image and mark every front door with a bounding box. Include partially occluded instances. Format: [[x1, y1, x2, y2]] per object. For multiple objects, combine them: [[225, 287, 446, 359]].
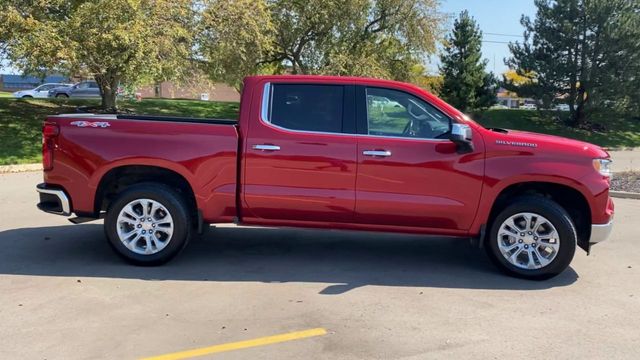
[[355, 86, 484, 232], [242, 81, 358, 224]]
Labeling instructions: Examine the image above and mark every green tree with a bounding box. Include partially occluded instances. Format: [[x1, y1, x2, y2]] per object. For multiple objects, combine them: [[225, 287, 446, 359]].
[[506, 0, 640, 125], [197, 0, 274, 90], [198, 0, 445, 86], [439, 11, 497, 112], [272, 0, 445, 82], [0, 0, 195, 111]]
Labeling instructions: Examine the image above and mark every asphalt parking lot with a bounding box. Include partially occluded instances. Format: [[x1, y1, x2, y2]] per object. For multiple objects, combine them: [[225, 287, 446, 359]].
[[1, 171, 639, 359]]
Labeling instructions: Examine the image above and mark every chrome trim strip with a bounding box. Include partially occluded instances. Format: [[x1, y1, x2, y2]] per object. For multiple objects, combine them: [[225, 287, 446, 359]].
[[36, 186, 71, 216], [261, 82, 271, 123], [252, 144, 281, 151], [590, 221, 613, 243], [362, 150, 391, 157]]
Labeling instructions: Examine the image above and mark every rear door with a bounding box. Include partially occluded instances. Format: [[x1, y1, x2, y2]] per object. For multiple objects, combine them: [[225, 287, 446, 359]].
[[242, 81, 357, 224], [354, 85, 484, 232]]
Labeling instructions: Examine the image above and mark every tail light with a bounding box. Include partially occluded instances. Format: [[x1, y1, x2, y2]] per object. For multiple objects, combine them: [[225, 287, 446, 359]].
[[42, 122, 59, 171]]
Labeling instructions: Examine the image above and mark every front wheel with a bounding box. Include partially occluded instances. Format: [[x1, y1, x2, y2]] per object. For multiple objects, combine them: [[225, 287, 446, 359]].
[[486, 196, 577, 280], [104, 183, 192, 265], [55, 93, 68, 98]]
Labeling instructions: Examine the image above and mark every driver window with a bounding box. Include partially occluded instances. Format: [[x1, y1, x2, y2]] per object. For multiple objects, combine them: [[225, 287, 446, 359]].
[[366, 87, 451, 139]]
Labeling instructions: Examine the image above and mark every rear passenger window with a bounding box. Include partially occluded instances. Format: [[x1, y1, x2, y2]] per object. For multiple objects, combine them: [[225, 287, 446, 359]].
[[268, 84, 344, 133]]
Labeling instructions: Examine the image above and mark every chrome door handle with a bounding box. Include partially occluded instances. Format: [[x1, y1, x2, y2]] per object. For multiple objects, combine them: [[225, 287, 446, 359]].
[[252, 144, 281, 151], [362, 150, 391, 157]]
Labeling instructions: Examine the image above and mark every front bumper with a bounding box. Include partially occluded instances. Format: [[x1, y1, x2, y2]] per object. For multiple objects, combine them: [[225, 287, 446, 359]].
[[590, 221, 613, 244], [36, 183, 71, 216]]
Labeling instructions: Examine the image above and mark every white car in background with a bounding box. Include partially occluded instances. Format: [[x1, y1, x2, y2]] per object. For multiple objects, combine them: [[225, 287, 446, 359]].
[[12, 83, 73, 98], [520, 103, 537, 110]]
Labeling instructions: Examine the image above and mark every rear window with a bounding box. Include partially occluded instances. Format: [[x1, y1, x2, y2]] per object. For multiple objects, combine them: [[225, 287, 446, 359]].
[[268, 84, 344, 133]]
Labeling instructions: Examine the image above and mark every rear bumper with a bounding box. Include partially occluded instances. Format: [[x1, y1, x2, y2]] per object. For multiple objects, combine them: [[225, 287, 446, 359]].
[[590, 221, 613, 244], [36, 183, 71, 216]]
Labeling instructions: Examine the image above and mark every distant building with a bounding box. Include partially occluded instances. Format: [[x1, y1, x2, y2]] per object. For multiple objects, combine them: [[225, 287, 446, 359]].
[[0, 74, 68, 91], [137, 81, 240, 102], [496, 88, 536, 109]]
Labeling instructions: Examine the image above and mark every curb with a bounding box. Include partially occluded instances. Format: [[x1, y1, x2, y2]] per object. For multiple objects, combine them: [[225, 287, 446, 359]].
[[0, 163, 42, 174], [610, 191, 640, 200]]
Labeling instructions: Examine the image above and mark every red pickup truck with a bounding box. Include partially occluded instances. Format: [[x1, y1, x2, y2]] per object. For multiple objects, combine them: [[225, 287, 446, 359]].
[[36, 75, 614, 279]]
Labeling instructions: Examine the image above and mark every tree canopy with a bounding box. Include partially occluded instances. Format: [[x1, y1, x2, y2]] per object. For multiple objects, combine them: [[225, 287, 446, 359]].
[[1, 0, 195, 110], [506, 0, 640, 125], [197, 0, 445, 87], [1, 0, 451, 108], [439, 10, 497, 113]]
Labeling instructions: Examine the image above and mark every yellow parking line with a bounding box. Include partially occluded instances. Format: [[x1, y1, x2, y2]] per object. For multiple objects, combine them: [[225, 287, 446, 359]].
[[140, 327, 327, 360]]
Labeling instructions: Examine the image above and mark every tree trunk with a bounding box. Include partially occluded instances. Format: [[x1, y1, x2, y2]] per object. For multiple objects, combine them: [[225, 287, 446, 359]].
[[95, 72, 120, 113], [101, 87, 117, 111]]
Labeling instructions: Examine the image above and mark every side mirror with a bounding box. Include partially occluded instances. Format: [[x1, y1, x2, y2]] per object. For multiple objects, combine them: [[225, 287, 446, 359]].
[[450, 123, 474, 154]]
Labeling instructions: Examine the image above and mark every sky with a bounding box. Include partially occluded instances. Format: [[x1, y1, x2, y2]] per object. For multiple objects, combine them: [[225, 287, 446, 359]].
[[2, 0, 536, 76], [430, 0, 537, 75]]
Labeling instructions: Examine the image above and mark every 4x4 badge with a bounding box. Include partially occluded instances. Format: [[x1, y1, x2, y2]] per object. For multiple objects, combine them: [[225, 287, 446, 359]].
[[70, 121, 111, 128]]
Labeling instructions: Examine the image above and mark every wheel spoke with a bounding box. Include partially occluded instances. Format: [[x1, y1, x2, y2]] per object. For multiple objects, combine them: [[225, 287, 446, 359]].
[[127, 233, 142, 248], [122, 204, 138, 220], [533, 247, 551, 267], [539, 238, 559, 251], [526, 249, 537, 269], [500, 227, 518, 238], [150, 202, 160, 219], [150, 235, 163, 249], [155, 226, 173, 238], [144, 236, 153, 254], [503, 218, 521, 233], [522, 214, 533, 230], [502, 242, 520, 253], [119, 229, 137, 239], [509, 247, 524, 264]]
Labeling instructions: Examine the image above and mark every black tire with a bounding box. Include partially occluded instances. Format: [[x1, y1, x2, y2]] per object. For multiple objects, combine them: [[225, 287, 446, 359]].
[[485, 195, 576, 280], [21, 95, 33, 98], [104, 183, 192, 265], [55, 93, 68, 98]]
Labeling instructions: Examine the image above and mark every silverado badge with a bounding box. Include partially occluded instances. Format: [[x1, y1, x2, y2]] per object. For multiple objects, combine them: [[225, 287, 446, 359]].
[[496, 139, 538, 148]]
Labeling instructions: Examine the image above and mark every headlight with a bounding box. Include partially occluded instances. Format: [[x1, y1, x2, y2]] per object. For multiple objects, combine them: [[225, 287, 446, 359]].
[[593, 158, 612, 177]]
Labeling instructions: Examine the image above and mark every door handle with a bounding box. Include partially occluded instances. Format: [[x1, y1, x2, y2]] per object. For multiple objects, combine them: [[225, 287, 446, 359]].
[[362, 150, 391, 157], [252, 144, 281, 151]]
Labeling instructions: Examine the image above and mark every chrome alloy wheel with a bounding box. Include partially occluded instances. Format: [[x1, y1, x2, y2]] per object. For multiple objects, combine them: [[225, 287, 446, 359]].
[[497, 212, 560, 270], [116, 199, 174, 255]]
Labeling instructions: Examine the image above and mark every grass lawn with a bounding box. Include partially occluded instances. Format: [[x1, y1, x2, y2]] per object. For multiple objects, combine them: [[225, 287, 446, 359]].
[[0, 97, 239, 165], [0, 91, 14, 98], [476, 109, 640, 149]]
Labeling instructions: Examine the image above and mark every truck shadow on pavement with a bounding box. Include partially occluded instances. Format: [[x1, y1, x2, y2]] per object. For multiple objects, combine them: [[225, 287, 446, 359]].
[[0, 224, 578, 293]]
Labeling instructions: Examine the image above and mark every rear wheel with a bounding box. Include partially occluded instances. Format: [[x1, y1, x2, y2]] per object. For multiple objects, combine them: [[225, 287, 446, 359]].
[[486, 196, 576, 280], [21, 95, 33, 98], [104, 183, 192, 265]]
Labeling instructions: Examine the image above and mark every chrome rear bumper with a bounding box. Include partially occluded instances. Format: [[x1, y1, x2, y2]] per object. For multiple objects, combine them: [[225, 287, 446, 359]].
[[590, 221, 613, 244], [36, 183, 71, 216]]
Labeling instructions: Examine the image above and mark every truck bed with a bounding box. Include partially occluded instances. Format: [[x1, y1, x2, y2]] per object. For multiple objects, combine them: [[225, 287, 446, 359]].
[[44, 113, 240, 222]]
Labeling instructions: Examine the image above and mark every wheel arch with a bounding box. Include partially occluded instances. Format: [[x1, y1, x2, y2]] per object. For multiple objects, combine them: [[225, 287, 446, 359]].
[[483, 181, 592, 252], [93, 164, 198, 222]]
